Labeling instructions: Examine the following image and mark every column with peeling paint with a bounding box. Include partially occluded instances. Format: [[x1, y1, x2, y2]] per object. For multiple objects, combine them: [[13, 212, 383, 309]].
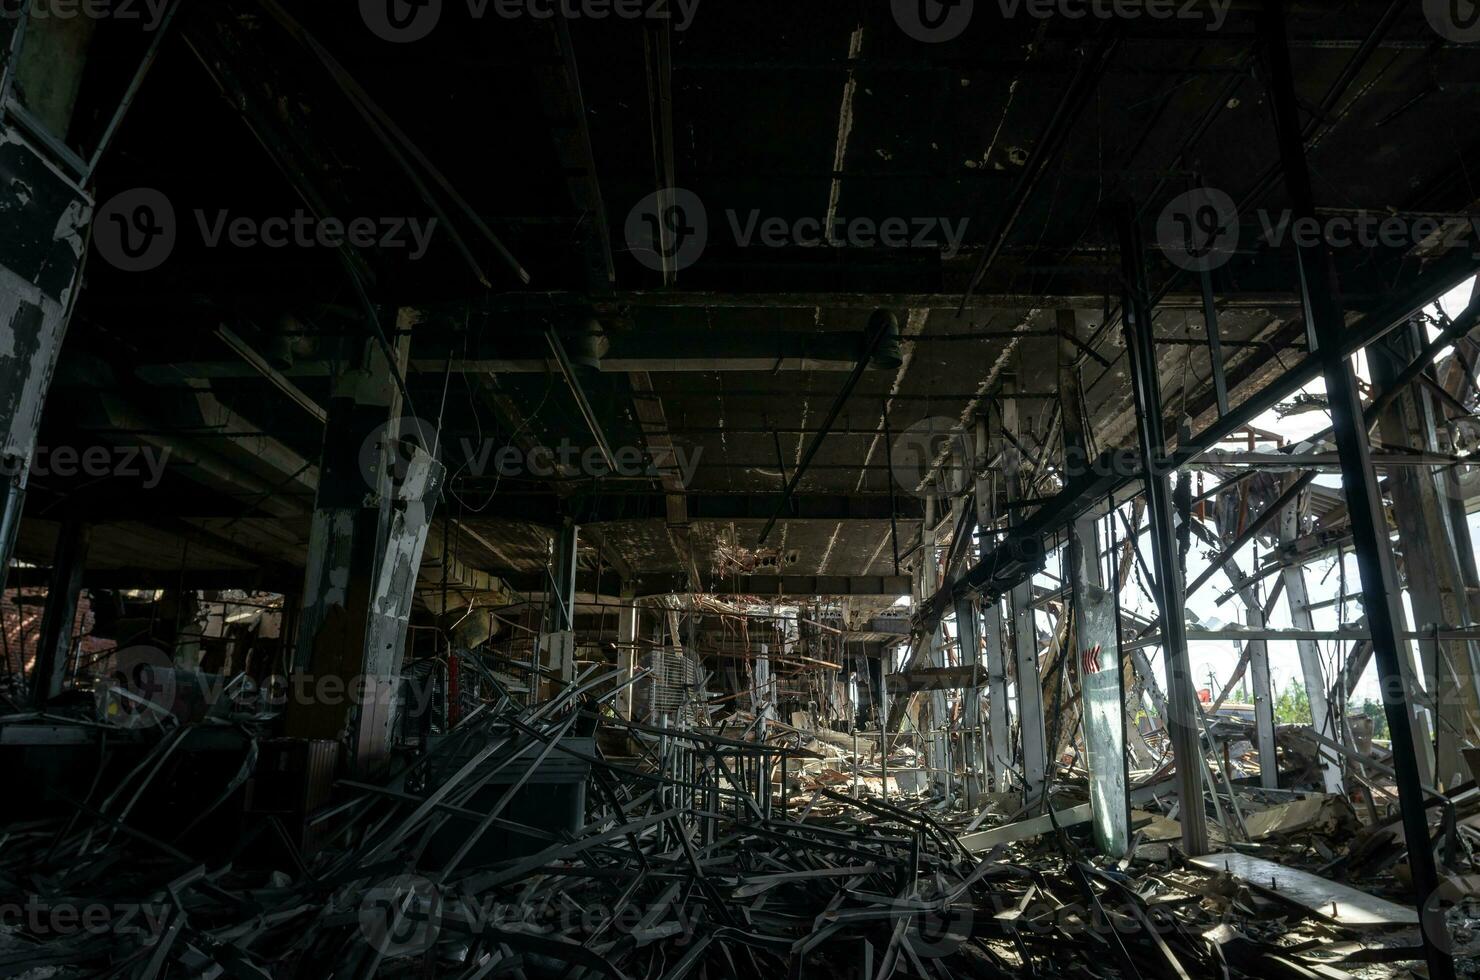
[[0, 129, 92, 575], [288, 311, 443, 769]]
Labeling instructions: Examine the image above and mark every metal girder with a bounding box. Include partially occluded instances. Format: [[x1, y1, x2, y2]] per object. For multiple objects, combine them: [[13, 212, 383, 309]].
[[1118, 206, 1209, 857], [1258, 6, 1452, 976]]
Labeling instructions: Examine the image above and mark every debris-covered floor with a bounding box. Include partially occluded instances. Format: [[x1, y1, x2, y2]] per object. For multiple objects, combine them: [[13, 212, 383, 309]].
[[1, 657, 1475, 978]]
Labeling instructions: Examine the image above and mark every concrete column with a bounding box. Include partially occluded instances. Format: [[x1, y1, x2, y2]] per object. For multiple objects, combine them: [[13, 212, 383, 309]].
[[288, 310, 443, 770]]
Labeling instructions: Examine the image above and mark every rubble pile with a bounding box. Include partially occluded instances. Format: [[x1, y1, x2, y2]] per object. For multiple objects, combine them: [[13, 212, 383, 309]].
[[1, 665, 1474, 979]]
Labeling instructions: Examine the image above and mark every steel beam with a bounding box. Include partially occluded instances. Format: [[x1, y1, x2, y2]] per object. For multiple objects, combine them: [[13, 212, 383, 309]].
[[1259, 6, 1452, 975], [1118, 206, 1209, 856]]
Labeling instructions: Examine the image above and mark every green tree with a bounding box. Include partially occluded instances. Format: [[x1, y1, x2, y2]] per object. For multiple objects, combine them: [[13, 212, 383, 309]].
[[1273, 677, 1311, 725]]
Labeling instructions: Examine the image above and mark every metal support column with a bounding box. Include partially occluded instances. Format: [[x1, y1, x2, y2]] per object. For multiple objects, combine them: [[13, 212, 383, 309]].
[[31, 518, 89, 704], [953, 591, 981, 794], [1118, 207, 1210, 856], [1277, 499, 1347, 795], [618, 600, 639, 719], [1228, 562, 1279, 789], [543, 520, 579, 687], [977, 411, 1013, 790], [1260, 6, 1453, 975], [1003, 380, 1048, 806], [920, 495, 950, 793]]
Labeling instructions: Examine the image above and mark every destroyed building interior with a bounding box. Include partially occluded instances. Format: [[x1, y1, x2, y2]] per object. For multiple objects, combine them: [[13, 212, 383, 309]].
[[4, 0, 1480, 977]]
